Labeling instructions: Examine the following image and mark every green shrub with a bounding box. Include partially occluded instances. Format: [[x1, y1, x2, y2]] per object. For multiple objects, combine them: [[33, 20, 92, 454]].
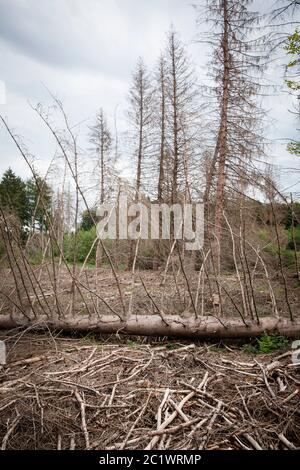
[[286, 226, 300, 250], [281, 248, 298, 267], [243, 332, 289, 354], [63, 228, 117, 265], [264, 243, 298, 267], [258, 228, 269, 242], [64, 227, 97, 264]]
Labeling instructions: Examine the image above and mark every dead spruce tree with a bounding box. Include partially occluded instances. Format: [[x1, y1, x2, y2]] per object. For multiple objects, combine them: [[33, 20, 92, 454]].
[[164, 28, 201, 205], [154, 54, 168, 203], [196, 0, 267, 270], [89, 108, 112, 205], [126, 58, 153, 268], [128, 57, 153, 201], [88, 109, 113, 268]]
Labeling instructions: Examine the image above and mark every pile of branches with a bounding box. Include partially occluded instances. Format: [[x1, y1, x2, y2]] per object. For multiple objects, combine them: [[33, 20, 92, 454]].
[[0, 330, 299, 450]]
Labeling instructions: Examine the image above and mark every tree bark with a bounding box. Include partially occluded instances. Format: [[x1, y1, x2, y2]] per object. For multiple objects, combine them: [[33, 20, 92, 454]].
[[170, 32, 179, 205], [214, 0, 230, 267], [0, 314, 299, 338], [157, 58, 166, 204], [100, 128, 104, 205]]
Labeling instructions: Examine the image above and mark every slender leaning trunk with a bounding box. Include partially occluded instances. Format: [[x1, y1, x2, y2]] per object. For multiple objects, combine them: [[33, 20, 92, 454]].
[[214, 0, 230, 271]]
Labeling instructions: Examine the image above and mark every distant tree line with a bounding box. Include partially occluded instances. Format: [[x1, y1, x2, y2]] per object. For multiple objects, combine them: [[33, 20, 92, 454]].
[[0, 167, 52, 232]]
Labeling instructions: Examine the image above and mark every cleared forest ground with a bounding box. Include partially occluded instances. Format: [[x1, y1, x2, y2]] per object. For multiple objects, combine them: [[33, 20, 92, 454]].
[[0, 330, 299, 450], [1, 265, 300, 319]]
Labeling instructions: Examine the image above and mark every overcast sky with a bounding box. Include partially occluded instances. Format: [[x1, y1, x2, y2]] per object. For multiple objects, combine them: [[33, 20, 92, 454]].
[[0, 0, 299, 196]]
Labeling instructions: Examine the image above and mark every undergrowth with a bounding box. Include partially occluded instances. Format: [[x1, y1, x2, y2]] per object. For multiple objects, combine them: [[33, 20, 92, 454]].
[[243, 332, 289, 354]]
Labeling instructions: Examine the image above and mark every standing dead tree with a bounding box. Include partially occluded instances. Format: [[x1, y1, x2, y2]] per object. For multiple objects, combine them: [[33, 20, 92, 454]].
[[89, 108, 112, 205], [89, 108, 113, 269], [155, 54, 168, 204], [196, 0, 267, 270], [126, 58, 153, 269], [128, 57, 153, 202], [164, 28, 201, 205]]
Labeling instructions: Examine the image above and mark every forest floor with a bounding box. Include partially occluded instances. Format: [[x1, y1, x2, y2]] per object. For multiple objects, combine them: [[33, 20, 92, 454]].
[[1, 265, 300, 319], [0, 329, 299, 450]]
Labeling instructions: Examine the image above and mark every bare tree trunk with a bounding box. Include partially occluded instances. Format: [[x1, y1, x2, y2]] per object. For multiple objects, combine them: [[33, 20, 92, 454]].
[[0, 314, 299, 338], [270, 200, 294, 322], [127, 58, 151, 269], [100, 134, 104, 204], [89, 108, 112, 206], [157, 56, 166, 203], [203, 130, 221, 216], [214, 0, 230, 266], [135, 76, 144, 199], [171, 33, 179, 205], [128, 80, 143, 270]]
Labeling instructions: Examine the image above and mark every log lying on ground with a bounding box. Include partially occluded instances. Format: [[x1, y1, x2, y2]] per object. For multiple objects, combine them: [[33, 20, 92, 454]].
[[0, 314, 300, 338]]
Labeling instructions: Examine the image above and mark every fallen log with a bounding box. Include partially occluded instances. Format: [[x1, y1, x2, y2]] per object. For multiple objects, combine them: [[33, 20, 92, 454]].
[[0, 314, 300, 338]]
